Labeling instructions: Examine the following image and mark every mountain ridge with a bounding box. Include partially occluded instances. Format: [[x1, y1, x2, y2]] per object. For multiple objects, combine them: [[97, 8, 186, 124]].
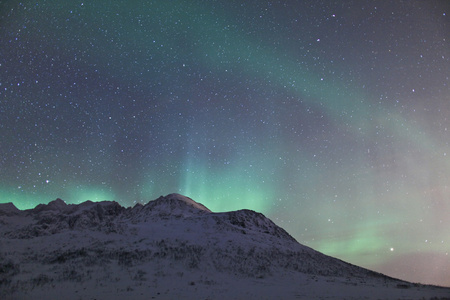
[[1, 194, 449, 299]]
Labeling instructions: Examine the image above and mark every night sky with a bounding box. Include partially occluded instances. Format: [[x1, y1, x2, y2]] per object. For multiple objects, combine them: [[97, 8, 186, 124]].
[[1, 0, 449, 287]]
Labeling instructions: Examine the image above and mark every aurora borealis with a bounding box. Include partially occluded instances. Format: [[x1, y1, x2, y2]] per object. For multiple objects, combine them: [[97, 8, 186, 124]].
[[1, 0, 449, 287]]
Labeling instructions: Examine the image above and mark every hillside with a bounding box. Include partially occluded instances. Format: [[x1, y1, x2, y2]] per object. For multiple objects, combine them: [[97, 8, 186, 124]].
[[1, 194, 449, 299]]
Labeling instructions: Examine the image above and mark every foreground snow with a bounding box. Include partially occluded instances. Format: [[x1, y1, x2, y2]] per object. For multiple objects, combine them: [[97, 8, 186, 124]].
[[1, 194, 449, 299]]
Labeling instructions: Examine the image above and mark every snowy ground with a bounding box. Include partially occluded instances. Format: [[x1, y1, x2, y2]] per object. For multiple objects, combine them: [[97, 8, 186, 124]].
[[4, 267, 450, 300]]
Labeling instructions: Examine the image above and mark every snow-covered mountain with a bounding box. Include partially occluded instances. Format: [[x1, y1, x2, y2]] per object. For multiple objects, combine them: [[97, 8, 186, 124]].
[[1, 193, 449, 299]]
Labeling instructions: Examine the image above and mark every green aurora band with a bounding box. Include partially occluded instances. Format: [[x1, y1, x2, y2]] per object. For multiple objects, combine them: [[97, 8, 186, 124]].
[[1, 0, 448, 286]]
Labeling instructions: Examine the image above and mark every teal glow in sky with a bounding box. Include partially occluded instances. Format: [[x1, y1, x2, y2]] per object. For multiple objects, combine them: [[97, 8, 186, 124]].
[[1, 0, 449, 287]]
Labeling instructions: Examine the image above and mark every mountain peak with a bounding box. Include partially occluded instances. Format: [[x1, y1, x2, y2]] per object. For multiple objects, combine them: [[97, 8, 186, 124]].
[[163, 193, 212, 213], [139, 193, 212, 218], [32, 198, 68, 213], [0, 202, 20, 216]]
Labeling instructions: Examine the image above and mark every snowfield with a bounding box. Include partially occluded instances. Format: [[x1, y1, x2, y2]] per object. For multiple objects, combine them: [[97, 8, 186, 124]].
[[1, 194, 449, 299]]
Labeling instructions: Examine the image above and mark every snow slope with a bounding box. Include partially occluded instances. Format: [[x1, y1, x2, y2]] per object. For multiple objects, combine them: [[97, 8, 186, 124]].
[[1, 194, 449, 299]]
